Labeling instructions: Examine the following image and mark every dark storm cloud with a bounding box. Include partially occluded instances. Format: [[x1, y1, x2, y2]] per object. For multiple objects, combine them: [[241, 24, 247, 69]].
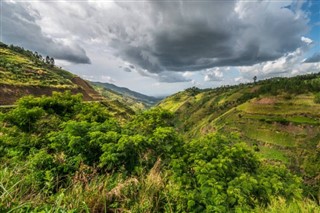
[[109, 0, 308, 74], [2, 1, 91, 64], [304, 53, 320, 63], [156, 72, 191, 83], [123, 67, 132, 72], [135, 69, 191, 83], [1, 0, 311, 83]]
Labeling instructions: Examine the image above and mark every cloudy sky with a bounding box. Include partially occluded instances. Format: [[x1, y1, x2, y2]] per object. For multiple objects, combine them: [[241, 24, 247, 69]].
[[1, 0, 319, 96]]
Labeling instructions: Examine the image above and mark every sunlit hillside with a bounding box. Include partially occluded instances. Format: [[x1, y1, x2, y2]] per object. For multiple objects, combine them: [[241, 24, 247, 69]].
[[159, 74, 320, 199]]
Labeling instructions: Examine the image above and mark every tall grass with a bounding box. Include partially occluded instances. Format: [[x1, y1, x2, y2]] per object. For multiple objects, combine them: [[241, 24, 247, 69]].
[[0, 159, 172, 212], [0, 165, 41, 211], [255, 197, 320, 213]]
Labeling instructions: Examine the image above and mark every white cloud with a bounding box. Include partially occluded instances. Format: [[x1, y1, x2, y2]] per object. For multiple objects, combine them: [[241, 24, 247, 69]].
[[182, 71, 194, 78], [191, 80, 200, 86], [234, 77, 250, 84], [4, 0, 310, 73], [2, 0, 318, 96], [101, 75, 116, 83], [204, 68, 224, 82], [238, 37, 319, 81], [301, 36, 313, 44]]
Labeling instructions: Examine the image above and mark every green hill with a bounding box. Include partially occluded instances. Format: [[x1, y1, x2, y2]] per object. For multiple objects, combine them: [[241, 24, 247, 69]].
[[1, 41, 319, 211], [90, 81, 162, 110], [0, 42, 143, 120], [159, 73, 320, 198], [3, 91, 317, 212], [0, 41, 320, 213], [0, 42, 104, 105]]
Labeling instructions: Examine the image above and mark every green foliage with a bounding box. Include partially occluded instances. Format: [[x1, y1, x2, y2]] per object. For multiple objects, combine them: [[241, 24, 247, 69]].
[[255, 198, 320, 213], [159, 72, 320, 203], [186, 87, 201, 96], [125, 108, 174, 135], [0, 92, 310, 212], [0, 92, 182, 210], [0, 46, 75, 87], [4, 106, 45, 132], [167, 134, 302, 212], [17, 91, 83, 117], [258, 74, 320, 95], [314, 92, 320, 104]]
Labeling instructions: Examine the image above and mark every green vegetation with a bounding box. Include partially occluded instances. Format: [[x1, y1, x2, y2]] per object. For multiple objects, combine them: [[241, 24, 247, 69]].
[[0, 42, 156, 116], [314, 92, 320, 104], [255, 198, 320, 213], [0, 43, 75, 88], [0, 42, 104, 106], [159, 73, 320, 204], [91, 81, 161, 109], [1, 43, 319, 211], [1, 92, 316, 212], [92, 83, 148, 112]]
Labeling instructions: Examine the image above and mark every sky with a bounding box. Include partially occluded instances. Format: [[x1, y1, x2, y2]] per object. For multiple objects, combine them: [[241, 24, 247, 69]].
[[1, 0, 320, 97]]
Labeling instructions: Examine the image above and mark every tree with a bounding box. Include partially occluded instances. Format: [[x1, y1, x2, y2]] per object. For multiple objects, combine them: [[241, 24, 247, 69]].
[[253, 76, 257, 84], [38, 54, 43, 62], [45, 56, 50, 64], [50, 57, 55, 67]]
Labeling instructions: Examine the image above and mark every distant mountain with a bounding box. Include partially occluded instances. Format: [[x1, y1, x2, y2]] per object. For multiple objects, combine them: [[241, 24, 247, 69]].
[[90, 81, 162, 108]]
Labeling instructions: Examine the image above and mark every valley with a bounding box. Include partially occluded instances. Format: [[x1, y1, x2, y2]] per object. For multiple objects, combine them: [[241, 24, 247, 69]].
[[0, 42, 319, 212]]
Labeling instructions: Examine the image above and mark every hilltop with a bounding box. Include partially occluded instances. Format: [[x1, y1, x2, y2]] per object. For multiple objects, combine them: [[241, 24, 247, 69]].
[[0, 42, 153, 119], [159, 73, 320, 198], [0, 42, 103, 105]]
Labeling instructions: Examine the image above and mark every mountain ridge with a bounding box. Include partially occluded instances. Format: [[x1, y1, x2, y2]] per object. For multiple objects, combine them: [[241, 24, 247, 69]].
[[90, 81, 162, 107]]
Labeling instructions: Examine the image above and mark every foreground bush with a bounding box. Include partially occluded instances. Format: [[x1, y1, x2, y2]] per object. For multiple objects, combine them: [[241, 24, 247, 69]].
[[167, 135, 302, 212]]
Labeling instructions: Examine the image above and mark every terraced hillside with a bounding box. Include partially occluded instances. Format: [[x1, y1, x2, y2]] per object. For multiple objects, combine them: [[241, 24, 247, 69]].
[[0, 42, 103, 105], [159, 74, 320, 198]]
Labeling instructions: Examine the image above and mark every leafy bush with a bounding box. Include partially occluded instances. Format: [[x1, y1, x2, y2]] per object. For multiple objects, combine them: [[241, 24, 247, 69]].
[[314, 93, 320, 104], [167, 134, 302, 212], [4, 106, 45, 132], [0, 92, 305, 212]]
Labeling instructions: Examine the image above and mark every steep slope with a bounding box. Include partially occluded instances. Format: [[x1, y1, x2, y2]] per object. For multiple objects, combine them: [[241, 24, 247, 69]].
[[90, 81, 162, 108], [0, 42, 103, 105], [159, 73, 320, 197], [91, 83, 146, 112]]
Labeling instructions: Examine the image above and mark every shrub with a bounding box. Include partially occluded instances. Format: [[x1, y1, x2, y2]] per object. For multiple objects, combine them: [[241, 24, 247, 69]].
[[0, 92, 305, 212], [314, 93, 320, 104], [168, 134, 302, 212]]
